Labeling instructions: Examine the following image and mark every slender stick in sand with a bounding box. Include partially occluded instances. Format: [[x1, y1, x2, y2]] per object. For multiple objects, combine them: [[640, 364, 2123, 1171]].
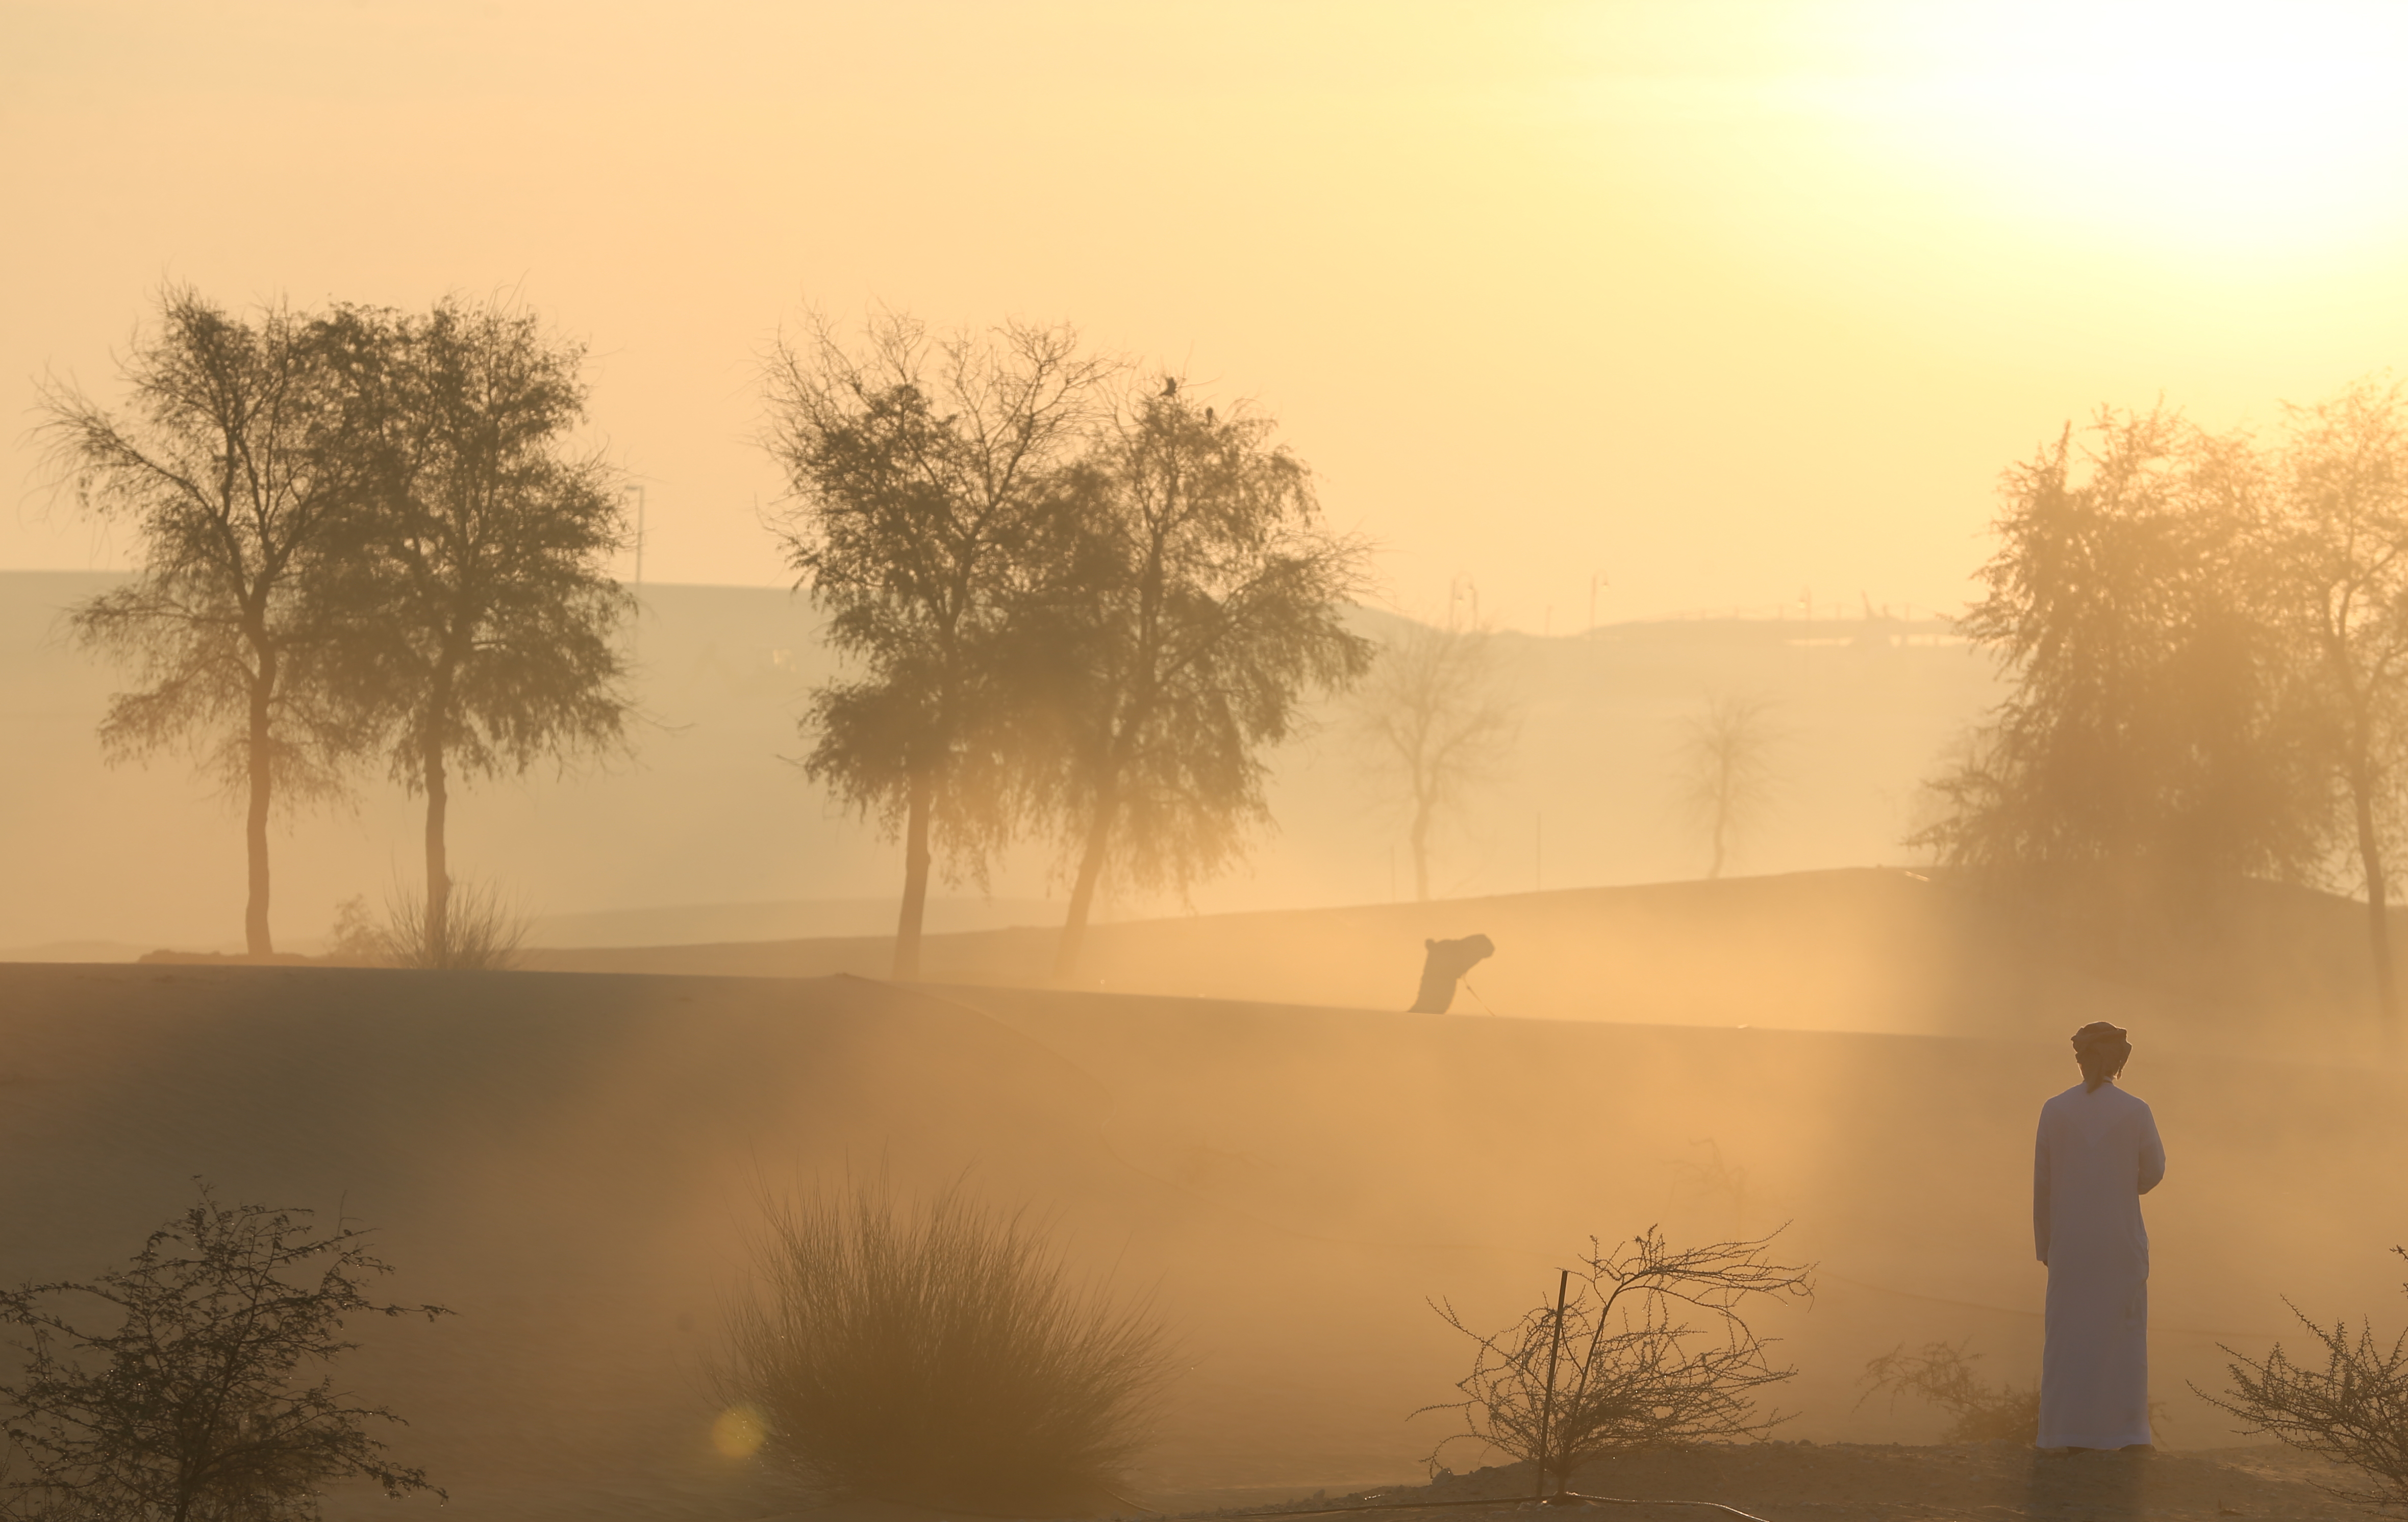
[[1534, 1269, 1570, 1500]]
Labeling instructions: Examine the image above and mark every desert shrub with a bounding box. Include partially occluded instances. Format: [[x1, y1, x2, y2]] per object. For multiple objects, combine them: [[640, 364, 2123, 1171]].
[[375, 879, 527, 971], [2197, 1249, 2408, 1508], [1420, 1227, 1813, 1495], [0, 1184, 450, 1520], [712, 1174, 1173, 1514], [1859, 1340, 2039, 1442]]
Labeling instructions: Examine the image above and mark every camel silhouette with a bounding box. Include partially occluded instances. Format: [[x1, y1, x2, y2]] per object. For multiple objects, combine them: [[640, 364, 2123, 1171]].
[[1409, 933, 1495, 1013]]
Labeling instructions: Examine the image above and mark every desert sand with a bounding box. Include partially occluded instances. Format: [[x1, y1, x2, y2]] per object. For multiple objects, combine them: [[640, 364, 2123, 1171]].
[[5, 954, 2404, 1519]]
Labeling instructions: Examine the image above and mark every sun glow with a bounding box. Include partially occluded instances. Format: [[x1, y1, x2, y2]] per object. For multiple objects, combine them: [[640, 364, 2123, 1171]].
[[709, 1405, 768, 1460], [1880, 2, 2408, 255]]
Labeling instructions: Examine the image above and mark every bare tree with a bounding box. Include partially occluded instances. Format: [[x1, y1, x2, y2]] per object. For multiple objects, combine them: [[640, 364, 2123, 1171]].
[[763, 311, 1115, 979], [1420, 1228, 1811, 1498], [317, 298, 632, 963], [0, 1186, 449, 1520], [1041, 378, 1372, 979], [1353, 621, 1518, 901], [2196, 1248, 2408, 1509], [40, 290, 368, 955], [1678, 695, 1783, 879]]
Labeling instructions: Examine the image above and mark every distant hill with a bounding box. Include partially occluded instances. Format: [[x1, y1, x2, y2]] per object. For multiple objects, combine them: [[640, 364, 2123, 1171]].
[[522, 895, 1068, 948], [2, 571, 2000, 951], [523, 866, 2402, 1061]]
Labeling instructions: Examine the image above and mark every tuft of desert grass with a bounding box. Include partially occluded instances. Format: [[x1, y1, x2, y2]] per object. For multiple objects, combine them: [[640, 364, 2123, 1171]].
[[375, 879, 528, 971], [713, 1172, 1172, 1515]]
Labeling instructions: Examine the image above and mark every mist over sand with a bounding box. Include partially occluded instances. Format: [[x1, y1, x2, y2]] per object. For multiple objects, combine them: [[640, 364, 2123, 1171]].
[[4, 957, 2401, 1519]]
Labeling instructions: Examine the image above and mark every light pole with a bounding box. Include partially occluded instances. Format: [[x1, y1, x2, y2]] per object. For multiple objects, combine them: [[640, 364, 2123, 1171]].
[[624, 484, 647, 592], [623, 484, 647, 657], [1587, 571, 1608, 637]]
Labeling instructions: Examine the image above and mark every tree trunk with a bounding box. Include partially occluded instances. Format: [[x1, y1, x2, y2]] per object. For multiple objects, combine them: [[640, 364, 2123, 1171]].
[[1054, 785, 1118, 982], [423, 725, 450, 968], [1410, 795, 1433, 902], [1708, 789, 1729, 880], [244, 673, 274, 956], [2353, 765, 2398, 1049], [892, 770, 933, 980]]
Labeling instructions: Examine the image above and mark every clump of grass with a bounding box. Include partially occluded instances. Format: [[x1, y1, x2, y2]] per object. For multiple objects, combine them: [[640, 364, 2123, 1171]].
[[712, 1174, 1173, 1515], [1859, 1340, 2039, 1443], [375, 879, 528, 971]]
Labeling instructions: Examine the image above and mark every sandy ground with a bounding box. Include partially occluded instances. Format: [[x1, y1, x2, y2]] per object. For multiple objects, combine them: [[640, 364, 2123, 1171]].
[[514, 869, 2402, 1061], [4, 963, 2405, 1519], [1174, 1445, 2376, 1522]]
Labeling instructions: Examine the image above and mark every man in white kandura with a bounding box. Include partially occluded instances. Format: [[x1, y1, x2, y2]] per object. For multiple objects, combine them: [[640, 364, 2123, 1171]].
[[2033, 1020, 2166, 1452]]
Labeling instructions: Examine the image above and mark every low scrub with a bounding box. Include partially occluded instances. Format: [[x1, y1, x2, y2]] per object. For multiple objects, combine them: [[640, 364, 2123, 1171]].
[[0, 1185, 449, 1518], [1859, 1340, 2039, 1443], [1420, 1227, 1813, 1496], [2199, 1249, 2408, 1508]]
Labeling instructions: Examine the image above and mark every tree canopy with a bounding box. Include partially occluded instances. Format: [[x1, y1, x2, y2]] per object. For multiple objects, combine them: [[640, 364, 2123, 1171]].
[[1041, 382, 1371, 978], [1916, 407, 2327, 885], [1918, 386, 2408, 1038], [41, 289, 373, 954], [320, 297, 632, 963], [763, 312, 1116, 978]]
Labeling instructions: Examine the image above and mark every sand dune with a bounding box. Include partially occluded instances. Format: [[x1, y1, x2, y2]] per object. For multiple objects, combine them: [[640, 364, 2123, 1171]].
[[5, 962, 2404, 1518], [523, 868, 2402, 1059]]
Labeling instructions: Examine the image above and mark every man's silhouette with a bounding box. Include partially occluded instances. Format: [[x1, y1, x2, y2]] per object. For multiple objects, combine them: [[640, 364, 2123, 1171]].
[[2034, 1021, 2165, 1452]]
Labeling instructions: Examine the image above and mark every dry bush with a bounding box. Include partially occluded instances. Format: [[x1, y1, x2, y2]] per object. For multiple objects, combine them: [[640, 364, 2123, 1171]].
[[0, 1185, 449, 1519], [1420, 1227, 1812, 1496], [1859, 1340, 2039, 1442], [712, 1174, 1172, 1514], [375, 879, 527, 971], [2197, 1249, 2408, 1508]]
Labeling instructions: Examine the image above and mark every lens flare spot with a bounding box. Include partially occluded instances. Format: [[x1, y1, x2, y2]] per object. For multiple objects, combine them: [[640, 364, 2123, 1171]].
[[710, 1404, 767, 1459]]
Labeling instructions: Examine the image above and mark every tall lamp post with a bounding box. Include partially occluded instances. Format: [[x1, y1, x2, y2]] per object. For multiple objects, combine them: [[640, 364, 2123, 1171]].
[[624, 483, 647, 592], [623, 483, 647, 656]]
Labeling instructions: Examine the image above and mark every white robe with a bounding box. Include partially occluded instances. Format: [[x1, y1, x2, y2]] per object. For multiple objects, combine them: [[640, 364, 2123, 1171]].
[[2033, 1080, 2165, 1450]]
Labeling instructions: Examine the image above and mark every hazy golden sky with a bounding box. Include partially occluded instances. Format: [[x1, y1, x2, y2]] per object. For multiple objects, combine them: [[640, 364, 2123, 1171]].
[[9, 1, 2408, 628]]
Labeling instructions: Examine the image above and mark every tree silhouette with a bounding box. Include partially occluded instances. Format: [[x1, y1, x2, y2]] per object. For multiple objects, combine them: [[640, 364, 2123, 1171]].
[[317, 299, 632, 965], [1914, 408, 2328, 887], [40, 289, 370, 955], [764, 311, 1115, 979], [2272, 375, 2408, 1037], [1679, 695, 1782, 880], [0, 1186, 449, 1520], [1041, 380, 1371, 979], [1353, 621, 1518, 900]]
